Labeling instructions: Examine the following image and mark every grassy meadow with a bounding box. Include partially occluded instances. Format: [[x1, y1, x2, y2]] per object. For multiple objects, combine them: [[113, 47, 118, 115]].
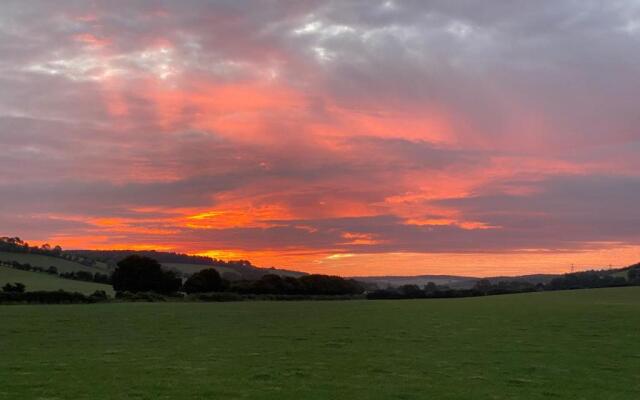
[[0, 251, 111, 273], [0, 265, 114, 295], [1, 287, 639, 399]]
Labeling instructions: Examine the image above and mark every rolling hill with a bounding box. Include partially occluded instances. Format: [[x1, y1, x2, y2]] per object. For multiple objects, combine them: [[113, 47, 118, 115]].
[[0, 251, 111, 274], [69, 250, 307, 280], [0, 265, 113, 295]]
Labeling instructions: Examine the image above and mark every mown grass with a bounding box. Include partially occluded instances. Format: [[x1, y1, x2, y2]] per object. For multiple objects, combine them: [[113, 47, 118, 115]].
[[1, 287, 639, 399], [0, 265, 114, 295]]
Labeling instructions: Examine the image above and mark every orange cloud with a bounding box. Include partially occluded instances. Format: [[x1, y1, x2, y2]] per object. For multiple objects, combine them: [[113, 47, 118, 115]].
[[73, 33, 110, 47], [184, 204, 291, 229], [340, 232, 383, 245]]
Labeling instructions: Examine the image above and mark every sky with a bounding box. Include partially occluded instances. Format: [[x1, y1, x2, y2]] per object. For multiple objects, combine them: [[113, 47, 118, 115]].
[[1, 0, 640, 276]]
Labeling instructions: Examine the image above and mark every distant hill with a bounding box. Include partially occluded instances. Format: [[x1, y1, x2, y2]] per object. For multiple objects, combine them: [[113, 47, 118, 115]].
[[0, 265, 113, 295], [0, 251, 110, 274], [353, 274, 479, 289], [352, 272, 622, 289], [68, 250, 307, 280]]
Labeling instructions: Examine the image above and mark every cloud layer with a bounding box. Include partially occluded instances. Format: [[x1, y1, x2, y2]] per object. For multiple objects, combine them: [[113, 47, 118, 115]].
[[1, 0, 640, 275]]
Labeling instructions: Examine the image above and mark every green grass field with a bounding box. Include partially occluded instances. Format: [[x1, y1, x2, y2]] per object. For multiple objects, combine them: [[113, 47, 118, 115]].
[[0, 266, 114, 295], [0, 251, 110, 273], [1, 287, 639, 399]]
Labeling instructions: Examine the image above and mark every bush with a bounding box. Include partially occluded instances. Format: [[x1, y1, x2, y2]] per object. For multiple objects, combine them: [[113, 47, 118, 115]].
[[115, 291, 168, 302], [89, 290, 109, 302], [187, 292, 243, 302], [0, 290, 94, 304], [2, 282, 26, 293]]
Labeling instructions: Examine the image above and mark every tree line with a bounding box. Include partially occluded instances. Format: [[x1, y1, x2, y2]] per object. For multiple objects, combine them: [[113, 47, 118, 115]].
[[368, 267, 639, 300], [3, 252, 640, 304], [68, 249, 259, 274], [112, 255, 365, 297], [1, 260, 111, 285], [0, 237, 97, 267], [1, 287, 109, 304]]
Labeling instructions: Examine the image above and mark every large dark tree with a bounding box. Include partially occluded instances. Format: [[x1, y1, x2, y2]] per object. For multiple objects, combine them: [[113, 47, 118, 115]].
[[111, 255, 181, 294], [183, 268, 225, 294]]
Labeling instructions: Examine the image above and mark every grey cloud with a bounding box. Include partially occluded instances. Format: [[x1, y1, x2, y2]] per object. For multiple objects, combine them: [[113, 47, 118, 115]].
[[1, 1, 639, 257]]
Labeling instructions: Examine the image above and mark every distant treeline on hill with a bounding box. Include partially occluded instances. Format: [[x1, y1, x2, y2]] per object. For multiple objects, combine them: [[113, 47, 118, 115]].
[[66, 249, 287, 280], [0, 237, 97, 267], [2, 255, 640, 304], [0, 236, 259, 271], [368, 267, 639, 300], [3, 237, 640, 304], [0, 236, 62, 255], [111, 255, 366, 297], [1, 260, 111, 285], [68, 249, 222, 267], [1, 237, 305, 281]]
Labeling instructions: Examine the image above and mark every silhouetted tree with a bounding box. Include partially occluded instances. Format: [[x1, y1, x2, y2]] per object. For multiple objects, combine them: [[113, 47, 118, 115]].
[[93, 272, 111, 284], [473, 279, 493, 294], [183, 268, 225, 293], [89, 290, 109, 301], [399, 284, 423, 298], [111, 255, 181, 295], [424, 282, 437, 295], [52, 245, 63, 256]]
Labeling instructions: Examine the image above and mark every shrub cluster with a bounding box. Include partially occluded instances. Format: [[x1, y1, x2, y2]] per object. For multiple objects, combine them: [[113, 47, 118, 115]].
[[0, 289, 110, 304], [59, 270, 111, 284], [186, 292, 243, 302], [114, 291, 170, 302], [2, 282, 26, 293], [227, 273, 365, 296], [185, 293, 364, 302], [1, 260, 111, 285]]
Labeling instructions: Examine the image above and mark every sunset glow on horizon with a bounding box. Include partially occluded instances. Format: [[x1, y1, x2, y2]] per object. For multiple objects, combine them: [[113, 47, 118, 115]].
[[2, 1, 640, 276]]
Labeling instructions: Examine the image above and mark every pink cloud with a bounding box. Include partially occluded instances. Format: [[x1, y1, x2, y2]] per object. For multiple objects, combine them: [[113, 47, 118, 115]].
[[1, 1, 639, 275]]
